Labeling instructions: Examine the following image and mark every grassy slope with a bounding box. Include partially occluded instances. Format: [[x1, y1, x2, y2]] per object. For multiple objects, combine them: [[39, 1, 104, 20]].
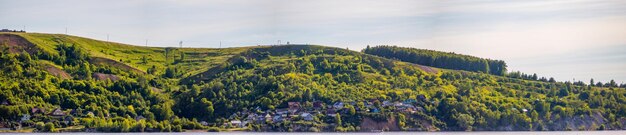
[[10, 33, 252, 78]]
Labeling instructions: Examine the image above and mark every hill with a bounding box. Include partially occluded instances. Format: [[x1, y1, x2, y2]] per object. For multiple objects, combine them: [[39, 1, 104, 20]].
[[1, 32, 626, 132]]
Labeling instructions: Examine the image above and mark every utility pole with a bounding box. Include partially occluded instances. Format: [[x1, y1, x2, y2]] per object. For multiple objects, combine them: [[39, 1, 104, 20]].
[[145, 39, 148, 47], [179, 41, 183, 48], [219, 41, 222, 48], [65, 27, 67, 35], [107, 34, 109, 42]]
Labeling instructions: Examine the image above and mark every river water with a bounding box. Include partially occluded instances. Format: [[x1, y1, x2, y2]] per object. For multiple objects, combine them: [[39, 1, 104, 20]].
[[2, 131, 626, 135]]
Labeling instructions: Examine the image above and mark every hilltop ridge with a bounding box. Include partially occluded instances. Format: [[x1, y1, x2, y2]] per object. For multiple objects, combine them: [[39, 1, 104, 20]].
[[1, 32, 626, 132]]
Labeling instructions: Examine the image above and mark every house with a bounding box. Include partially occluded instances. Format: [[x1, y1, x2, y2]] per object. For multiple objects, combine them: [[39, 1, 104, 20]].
[[21, 114, 31, 122], [31, 107, 46, 114], [264, 114, 272, 121], [401, 107, 417, 114], [246, 113, 258, 121], [50, 108, 65, 117], [416, 107, 425, 112], [313, 101, 324, 109], [326, 108, 337, 117], [63, 116, 74, 125], [417, 95, 427, 101], [1, 100, 10, 105], [370, 108, 380, 113], [276, 108, 289, 115], [393, 102, 404, 107], [135, 115, 146, 121], [301, 113, 314, 121], [70, 109, 80, 116], [288, 102, 301, 113], [403, 99, 417, 104], [272, 115, 283, 123], [382, 101, 392, 106], [228, 113, 239, 120], [230, 120, 243, 128], [333, 102, 344, 109]]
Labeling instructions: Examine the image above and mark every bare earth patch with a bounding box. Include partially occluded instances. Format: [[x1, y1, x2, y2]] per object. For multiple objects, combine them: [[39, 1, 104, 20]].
[[92, 73, 120, 81], [45, 65, 71, 79]]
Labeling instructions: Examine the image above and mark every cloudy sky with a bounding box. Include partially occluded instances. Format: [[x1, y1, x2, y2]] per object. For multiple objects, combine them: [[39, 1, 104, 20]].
[[1, 0, 625, 83]]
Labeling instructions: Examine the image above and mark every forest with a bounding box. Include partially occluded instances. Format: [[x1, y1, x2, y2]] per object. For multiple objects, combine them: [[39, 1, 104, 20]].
[[363, 45, 507, 76], [1, 33, 626, 132]]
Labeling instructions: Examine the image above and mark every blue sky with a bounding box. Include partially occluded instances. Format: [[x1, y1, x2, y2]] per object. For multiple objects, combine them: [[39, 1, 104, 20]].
[[1, 0, 625, 83]]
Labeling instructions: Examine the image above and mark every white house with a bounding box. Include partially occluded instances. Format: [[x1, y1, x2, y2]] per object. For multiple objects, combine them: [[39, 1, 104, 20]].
[[301, 113, 314, 121], [21, 114, 31, 122], [273, 115, 283, 123], [230, 120, 243, 127], [333, 102, 344, 109]]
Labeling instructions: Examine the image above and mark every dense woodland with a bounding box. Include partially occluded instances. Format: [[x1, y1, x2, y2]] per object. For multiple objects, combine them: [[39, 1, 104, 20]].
[[363, 45, 507, 76], [1, 33, 626, 132]]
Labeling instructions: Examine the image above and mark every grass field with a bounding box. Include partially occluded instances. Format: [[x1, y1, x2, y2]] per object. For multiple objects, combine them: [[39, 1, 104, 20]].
[[6, 32, 255, 78]]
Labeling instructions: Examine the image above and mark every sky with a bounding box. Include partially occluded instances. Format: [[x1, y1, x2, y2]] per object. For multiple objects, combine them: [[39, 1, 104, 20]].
[[1, 0, 625, 83]]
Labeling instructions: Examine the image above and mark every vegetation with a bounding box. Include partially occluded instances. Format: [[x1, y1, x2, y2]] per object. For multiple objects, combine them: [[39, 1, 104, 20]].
[[1, 33, 626, 132], [363, 45, 507, 75]]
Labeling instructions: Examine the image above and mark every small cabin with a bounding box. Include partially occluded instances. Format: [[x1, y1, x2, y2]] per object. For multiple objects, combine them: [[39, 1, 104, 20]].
[[50, 108, 66, 117], [288, 102, 301, 112], [301, 113, 314, 121], [333, 102, 344, 109]]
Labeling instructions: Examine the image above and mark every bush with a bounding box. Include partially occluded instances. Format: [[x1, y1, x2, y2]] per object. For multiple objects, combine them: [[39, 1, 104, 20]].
[[44, 122, 56, 132], [35, 122, 45, 132], [207, 127, 221, 132], [308, 127, 320, 132]]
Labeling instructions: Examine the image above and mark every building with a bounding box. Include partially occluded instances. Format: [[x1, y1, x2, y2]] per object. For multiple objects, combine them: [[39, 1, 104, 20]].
[[135, 115, 146, 121], [49, 108, 65, 117], [370, 108, 380, 113], [382, 101, 392, 106], [276, 108, 289, 115], [31, 107, 46, 115], [1, 100, 10, 105], [313, 101, 324, 110], [301, 113, 314, 121], [20, 114, 31, 122], [288, 102, 301, 113], [272, 115, 283, 123], [333, 102, 344, 109], [228, 113, 239, 120], [230, 120, 243, 128], [326, 108, 337, 117]]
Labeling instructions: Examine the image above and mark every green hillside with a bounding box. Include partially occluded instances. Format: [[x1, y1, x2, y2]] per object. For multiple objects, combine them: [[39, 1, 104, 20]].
[[9, 32, 250, 78], [1, 32, 626, 132]]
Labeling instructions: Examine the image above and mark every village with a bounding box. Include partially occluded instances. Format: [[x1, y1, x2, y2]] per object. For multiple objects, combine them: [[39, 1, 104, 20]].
[[1, 94, 431, 132], [218, 97, 428, 129]]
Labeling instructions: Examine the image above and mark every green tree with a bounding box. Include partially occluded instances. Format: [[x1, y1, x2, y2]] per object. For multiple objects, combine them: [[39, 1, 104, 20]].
[[397, 113, 406, 130], [456, 114, 475, 131], [335, 113, 342, 127], [44, 122, 56, 132]]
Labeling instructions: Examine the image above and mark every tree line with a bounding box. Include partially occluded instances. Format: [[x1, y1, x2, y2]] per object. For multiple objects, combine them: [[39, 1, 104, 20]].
[[362, 45, 507, 76]]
